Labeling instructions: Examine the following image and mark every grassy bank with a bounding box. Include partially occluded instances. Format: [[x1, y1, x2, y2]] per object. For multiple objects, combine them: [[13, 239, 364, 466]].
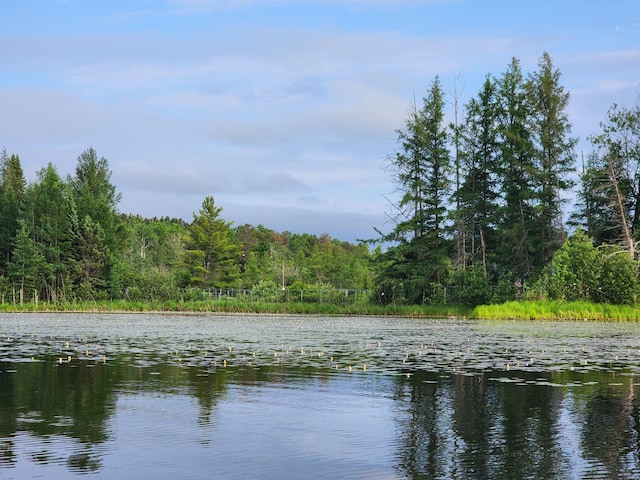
[[1, 299, 639, 321], [472, 300, 640, 321], [0, 299, 472, 317]]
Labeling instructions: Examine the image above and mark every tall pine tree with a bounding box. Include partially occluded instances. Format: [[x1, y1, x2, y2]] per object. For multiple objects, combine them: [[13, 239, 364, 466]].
[[67, 148, 122, 296], [180, 196, 241, 288], [527, 52, 577, 266], [0, 149, 25, 277], [28, 163, 75, 302], [495, 58, 537, 281], [457, 75, 501, 275], [376, 77, 451, 303]]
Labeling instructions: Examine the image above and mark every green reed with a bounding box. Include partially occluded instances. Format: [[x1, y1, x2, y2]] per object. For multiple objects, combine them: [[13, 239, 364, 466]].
[[1, 298, 638, 321], [472, 300, 640, 321]]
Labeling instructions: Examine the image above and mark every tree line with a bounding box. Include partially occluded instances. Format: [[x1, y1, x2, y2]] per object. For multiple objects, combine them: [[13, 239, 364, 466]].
[[374, 52, 640, 305], [0, 148, 373, 304], [1, 52, 639, 306]]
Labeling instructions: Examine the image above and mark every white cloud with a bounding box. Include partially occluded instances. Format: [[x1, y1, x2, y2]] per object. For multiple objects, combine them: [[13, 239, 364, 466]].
[[1, 1, 639, 242]]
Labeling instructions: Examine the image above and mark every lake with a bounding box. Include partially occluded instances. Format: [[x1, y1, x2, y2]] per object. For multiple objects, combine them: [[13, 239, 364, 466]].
[[1, 313, 640, 479]]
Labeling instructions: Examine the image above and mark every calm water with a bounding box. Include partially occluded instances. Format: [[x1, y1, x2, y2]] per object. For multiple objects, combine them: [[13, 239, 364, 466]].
[[1, 314, 640, 479]]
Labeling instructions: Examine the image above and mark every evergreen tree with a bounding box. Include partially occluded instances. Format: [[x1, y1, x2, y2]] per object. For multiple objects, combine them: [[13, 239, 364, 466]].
[[180, 196, 241, 287], [0, 149, 26, 276], [572, 152, 626, 246], [28, 163, 75, 302], [457, 75, 501, 275], [68, 148, 122, 296], [8, 219, 44, 305], [495, 58, 537, 280], [69, 214, 111, 300], [376, 77, 451, 303], [527, 52, 577, 265], [68, 148, 122, 255]]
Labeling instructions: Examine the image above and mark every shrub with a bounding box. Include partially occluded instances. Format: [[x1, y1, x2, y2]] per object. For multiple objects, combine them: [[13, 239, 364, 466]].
[[447, 265, 492, 306], [598, 249, 639, 304], [537, 229, 600, 301]]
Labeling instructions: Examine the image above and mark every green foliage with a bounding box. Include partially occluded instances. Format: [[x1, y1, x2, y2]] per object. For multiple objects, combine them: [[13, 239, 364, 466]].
[[571, 162, 621, 245], [28, 163, 75, 302], [8, 220, 45, 304], [375, 77, 451, 304], [70, 216, 111, 301], [250, 280, 282, 302], [473, 300, 640, 321], [68, 148, 122, 255], [538, 229, 601, 301], [0, 149, 25, 276], [376, 53, 580, 304], [235, 226, 372, 291], [455, 75, 501, 272], [0, 149, 375, 305], [494, 57, 537, 280], [527, 52, 577, 265], [598, 248, 639, 304], [180, 196, 241, 288], [0, 56, 638, 310], [447, 265, 492, 306], [536, 229, 639, 305], [573, 102, 640, 255]]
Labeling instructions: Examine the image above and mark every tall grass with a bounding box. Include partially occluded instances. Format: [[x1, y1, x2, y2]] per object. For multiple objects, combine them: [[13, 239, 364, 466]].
[[0, 298, 473, 317], [472, 300, 640, 321], [1, 298, 639, 321]]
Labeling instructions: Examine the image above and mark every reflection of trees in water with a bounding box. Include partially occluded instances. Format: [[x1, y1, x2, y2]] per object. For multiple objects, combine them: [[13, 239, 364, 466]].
[[0, 359, 118, 472], [0, 357, 334, 474], [1, 357, 341, 472], [67, 451, 102, 473], [579, 378, 640, 477], [4, 350, 640, 479], [0, 356, 228, 473], [0, 365, 17, 468], [394, 370, 640, 479], [495, 372, 564, 478], [451, 373, 495, 478]]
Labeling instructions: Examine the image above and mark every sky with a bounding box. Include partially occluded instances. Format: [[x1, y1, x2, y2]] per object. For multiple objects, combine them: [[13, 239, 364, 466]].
[[1, 0, 639, 243]]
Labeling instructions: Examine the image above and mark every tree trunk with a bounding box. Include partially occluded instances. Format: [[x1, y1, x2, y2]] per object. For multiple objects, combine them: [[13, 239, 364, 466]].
[[608, 159, 635, 259]]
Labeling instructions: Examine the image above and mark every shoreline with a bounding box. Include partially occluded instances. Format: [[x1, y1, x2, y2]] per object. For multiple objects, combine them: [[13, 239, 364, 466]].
[[0, 299, 639, 321]]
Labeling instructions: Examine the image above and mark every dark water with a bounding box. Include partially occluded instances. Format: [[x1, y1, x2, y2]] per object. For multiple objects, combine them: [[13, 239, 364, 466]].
[[0, 314, 640, 479]]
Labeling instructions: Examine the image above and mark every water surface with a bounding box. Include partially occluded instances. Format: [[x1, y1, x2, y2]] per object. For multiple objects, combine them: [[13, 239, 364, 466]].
[[1, 314, 639, 479]]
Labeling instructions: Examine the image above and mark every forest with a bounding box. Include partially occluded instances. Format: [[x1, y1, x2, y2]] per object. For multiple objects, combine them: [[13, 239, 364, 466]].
[[1, 52, 639, 309]]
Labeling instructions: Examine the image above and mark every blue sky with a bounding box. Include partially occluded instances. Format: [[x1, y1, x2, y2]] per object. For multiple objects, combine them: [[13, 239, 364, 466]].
[[1, 0, 639, 242]]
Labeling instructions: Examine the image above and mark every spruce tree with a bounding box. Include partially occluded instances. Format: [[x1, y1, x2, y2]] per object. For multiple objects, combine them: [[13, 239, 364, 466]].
[[495, 58, 537, 281], [180, 196, 241, 287], [28, 164, 75, 302], [527, 52, 577, 266], [376, 77, 451, 303], [457, 75, 501, 276], [0, 150, 26, 276], [68, 148, 122, 255]]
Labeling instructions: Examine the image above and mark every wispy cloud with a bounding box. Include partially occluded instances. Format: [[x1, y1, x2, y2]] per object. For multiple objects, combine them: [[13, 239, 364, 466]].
[[1, 0, 638, 241]]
